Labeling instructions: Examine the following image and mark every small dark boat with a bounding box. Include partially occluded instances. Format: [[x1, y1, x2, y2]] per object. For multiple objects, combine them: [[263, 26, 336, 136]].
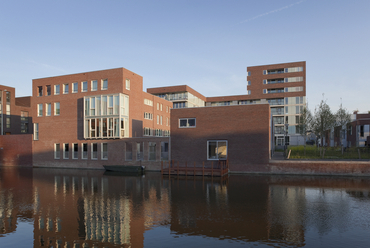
[[103, 165, 145, 174]]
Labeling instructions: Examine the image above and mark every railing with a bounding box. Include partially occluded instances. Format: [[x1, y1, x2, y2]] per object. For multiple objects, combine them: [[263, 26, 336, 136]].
[[161, 160, 229, 177]]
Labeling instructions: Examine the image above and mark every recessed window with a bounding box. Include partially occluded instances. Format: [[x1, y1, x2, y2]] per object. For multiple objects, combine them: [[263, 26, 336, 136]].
[[91, 80, 98, 91], [72, 143, 78, 159], [207, 140, 227, 160], [101, 143, 108, 160], [37, 104, 43, 117], [179, 118, 196, 128], [46, 85, 51, 96], [54, 85, 60, 95], [91, 143, 98, 159], [72, 82, 78, 93], [63, 84, 69, 94], [144, 99, 153, 106], [38, 86, 43, 97], [34, 123, 39, 140], [45, 103, 51, 116], [102, 79, 108, 90], [54, 102, 60, 115], [82, 143, 88, 159], [54, 143, 60, 159], [63, 143, 69, 159], [125, 79, 130, 90], [81, 81, 88, 92]]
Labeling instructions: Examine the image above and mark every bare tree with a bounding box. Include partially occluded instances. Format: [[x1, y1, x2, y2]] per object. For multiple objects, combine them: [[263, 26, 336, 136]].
[[312, 99, 335, 157], [335, 102, 351, 153], [297, 105, 312, 155]]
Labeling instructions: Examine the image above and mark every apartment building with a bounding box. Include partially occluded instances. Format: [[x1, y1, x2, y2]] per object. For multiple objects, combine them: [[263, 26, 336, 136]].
[[32, 68, 172, 168], [148, 62, 306, 148], [0, 85, 32, 135]]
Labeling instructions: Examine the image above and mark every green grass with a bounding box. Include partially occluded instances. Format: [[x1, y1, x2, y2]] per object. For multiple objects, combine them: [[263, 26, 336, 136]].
[[287, 145, 370, 159]]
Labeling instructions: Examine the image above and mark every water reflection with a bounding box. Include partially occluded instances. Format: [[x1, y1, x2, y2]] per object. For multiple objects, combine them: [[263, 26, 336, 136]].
[[1, 167, 370, 247]]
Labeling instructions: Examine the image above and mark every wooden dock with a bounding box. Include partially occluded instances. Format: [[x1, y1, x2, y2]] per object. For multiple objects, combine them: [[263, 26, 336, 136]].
[[161, 160, 229, 177]]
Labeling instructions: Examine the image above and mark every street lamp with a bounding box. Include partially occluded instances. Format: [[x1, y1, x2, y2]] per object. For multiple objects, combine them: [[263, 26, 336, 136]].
[[284, 123, 289, 157]]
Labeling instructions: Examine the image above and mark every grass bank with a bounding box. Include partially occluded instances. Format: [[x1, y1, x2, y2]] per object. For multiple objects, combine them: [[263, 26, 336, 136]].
[[287, 145, 370, 159]]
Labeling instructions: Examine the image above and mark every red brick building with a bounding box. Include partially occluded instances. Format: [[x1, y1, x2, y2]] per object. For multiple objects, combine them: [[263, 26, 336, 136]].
[[170, 104, 272, 173], [32, 68, 172, 169]]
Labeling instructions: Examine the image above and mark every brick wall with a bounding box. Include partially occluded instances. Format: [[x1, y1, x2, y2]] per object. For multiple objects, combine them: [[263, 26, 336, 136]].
[[0, 134, 32, 166]]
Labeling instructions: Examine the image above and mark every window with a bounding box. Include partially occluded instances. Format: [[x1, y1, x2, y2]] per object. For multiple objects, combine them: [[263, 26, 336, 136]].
[[102, 79, 108, 90], [46, 85, 51, 96], [34, 123, 39, 140], [247, 81, 251, 85], [144, 127, 153, 136], [160, 104, 163, 111], [21, 111, 29, 133], [160, 116, 162, 125], [207, 140, 227, 160], [55, 143, 60, 159], [101, 143, 108, 160], [166, 117, 169, 126], [54, 85, 60, 95], [166, 106, 168, 113], [38, 86, 43, 96], [91, 143, 98, 159], [82, 81, 88, 92], [144, 112, 153, 120], [157, 115, 159, 124], [37, 104, 43, 117], [179, 118, 196, 128], [63, 143, 69, 159], [72, 82, 78, 93], [46, 103, 51, 116], [360, 125, 364, 137], [54, 102, 60, 115], [125, 79, 130, 90], [72, 143, 78, 159], [247, 71, 251, 76], [285, 66, 303, 73], [91, 80, 98, 91], [157, 103, 159, 110], [144, 99, 153, 106], [82, 143, 88, 159], [63, 84, 69, 94], [136, 142, 143, 161]]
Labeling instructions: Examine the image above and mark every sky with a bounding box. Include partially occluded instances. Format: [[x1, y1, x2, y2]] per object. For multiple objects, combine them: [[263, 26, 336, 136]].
[[1, 0, 369, 113]]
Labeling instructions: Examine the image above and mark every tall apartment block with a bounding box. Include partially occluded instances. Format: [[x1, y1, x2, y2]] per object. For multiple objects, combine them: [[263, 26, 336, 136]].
[[148, 62, 306, 147]]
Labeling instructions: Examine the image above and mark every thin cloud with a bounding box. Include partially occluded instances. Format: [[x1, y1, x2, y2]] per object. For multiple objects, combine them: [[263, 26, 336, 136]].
[[240, 0, 306, 23]]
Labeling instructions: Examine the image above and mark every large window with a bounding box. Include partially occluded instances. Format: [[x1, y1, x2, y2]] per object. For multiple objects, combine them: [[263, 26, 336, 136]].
[[84, 93, 129, 139], [136, 142, 143, 161], [207, 140, 227, 160], [179, 118, 196, 128]]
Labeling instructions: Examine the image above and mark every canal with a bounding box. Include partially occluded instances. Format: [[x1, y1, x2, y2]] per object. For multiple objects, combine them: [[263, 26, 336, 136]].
[[0, 167, 370, 247]]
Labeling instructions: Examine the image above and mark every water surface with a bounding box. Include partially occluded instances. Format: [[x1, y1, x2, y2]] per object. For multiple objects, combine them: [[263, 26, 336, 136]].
[[1, 167, 370, 247]]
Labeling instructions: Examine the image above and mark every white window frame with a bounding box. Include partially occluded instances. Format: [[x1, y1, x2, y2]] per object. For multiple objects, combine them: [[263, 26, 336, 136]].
[[54, 143, 60, 159], [63, 84, 69, 94], [125, 79, 130, 90], [102, 79, 108, 90], [54, 85, 60, 95], [91, 80, 98, 91], [91, 143, 98, 160], [45, 103, 51, 116], [81, 81, 88, 92], [54, 102, 60, 116], [82, 143, 88, 159], [179, 118, 196, 128], [72, 82, 78, 93], [101, 143, 108, 160], [37, 104, 43, 117], [72, 143, 78, 159], [34, 123, 39, 140], [207, 140, 228, 160], [63, 143, 69, 159]]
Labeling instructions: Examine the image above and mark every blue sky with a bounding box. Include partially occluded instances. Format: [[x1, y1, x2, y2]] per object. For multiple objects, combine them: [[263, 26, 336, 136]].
[[1, 0, 369, 113]]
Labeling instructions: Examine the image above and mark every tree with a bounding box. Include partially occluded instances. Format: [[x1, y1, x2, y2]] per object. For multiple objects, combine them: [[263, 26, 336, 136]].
[[335, 102, 351, 152], [296, 105, 312, 155], [312, 99, 335, 157]]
